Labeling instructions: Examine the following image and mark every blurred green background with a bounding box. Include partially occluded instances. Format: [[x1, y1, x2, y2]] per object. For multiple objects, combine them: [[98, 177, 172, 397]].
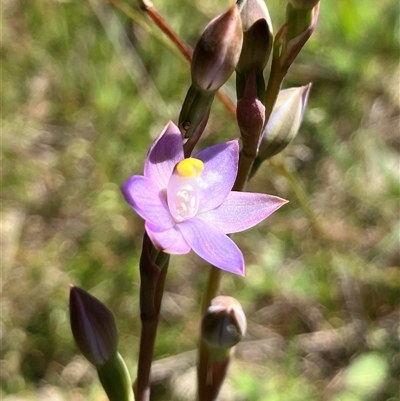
[[2, 0, 399, 400]]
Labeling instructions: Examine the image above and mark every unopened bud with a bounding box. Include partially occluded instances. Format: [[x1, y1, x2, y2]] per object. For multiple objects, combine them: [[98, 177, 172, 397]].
[[202, 296, 247, 349], [237, 70, 265, 156], [278, 2, 320, 69], [236, 0, 273, 75], [191, 5, 243, 92], [258, 83, 311, 160], [69, 285, 118, 367], [285, 2, 313, 40]]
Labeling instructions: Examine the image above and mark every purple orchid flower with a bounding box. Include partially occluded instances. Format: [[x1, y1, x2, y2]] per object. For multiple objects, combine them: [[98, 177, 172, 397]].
[[121, 121, 287, 276]]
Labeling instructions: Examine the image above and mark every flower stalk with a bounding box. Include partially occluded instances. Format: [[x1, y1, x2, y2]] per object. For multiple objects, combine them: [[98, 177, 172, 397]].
[[134, 233, 170, 401]]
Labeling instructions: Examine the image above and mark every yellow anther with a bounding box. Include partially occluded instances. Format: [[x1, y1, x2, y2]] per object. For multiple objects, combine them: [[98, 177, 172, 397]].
[[176, 158, 204, 178]]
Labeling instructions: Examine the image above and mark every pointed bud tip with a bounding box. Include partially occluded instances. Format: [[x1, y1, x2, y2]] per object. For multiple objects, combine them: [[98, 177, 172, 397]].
[[191, 5, 243, 92], [258, 83, 312, 160], [69, 286, 118, 367], [236, 0, 273, 74]]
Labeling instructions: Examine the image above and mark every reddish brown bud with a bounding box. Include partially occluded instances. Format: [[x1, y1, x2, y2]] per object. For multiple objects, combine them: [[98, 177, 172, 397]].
[[191, 5, 243, 92]]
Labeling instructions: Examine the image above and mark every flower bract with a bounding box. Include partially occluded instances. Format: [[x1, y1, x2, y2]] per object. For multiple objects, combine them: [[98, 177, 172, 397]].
[[121, 121, 287, 276]]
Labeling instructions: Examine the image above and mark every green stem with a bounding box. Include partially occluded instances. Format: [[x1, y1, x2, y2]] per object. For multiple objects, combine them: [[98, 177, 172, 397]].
[[201, 267, 222, 315], [264, 36, 287, 124], [234, 152, 256, 192]]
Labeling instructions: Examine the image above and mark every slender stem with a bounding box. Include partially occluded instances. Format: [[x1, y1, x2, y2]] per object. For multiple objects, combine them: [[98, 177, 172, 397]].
[[264, 32, 287, 124], [154, 254, 170, 313], [197, 267, 222, 401], [135, 318, 158, 401], [146, 6, 192, 61], [264, 66, 285, 124], [233, 152, 255, 192], [197, 339, 211, 400], [135, 233, 170, 401], [201, 267, 222, 315], [135, 260, 169, 401], [108, 0, 184, 59]]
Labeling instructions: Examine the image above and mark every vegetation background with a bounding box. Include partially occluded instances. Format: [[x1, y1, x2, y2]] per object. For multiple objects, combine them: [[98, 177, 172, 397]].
[[2, 0, 399, 400]]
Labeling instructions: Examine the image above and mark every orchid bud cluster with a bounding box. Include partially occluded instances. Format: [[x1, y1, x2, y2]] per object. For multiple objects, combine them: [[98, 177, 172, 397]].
[[69, 1, 319, 400]]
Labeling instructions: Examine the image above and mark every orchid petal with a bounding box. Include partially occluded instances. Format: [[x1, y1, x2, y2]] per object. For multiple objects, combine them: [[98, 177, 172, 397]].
[[194, 140, 239, 212], [121, 176, 174, 229], [144, 121, 184, 190], [145, 222, 190, 254], [178, 218, 245, 275], [200, 192, 288, 233]]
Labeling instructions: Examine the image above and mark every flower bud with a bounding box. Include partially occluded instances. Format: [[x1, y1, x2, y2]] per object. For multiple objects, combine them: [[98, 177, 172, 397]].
[[69, 285, 118, 367], [236, 0, 273, 75], [285, 2, 313, 40], [201, 296, 247, 349], [257, 83, 311, 160], [191, 5, 243, 92], [278, 2, 320, 69], [237, 70, 265, 156]]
